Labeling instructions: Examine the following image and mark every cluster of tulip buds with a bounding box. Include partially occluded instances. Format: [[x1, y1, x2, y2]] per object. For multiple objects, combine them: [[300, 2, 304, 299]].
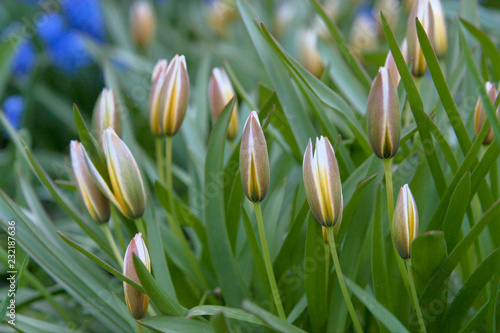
[[209, 67, 239, 140], [130, 0, 156, 48], [406, 0, 448, 77], [474, 82, 500, 145], [149, 55, 190, 137], [240, 111, 270, 203], [123, 233, 150, 319]]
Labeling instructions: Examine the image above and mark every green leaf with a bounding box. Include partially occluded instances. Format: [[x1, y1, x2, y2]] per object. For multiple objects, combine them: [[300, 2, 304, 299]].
[[441, 248, 500, 332], [442, 172, 471, 252], [380, 12, 447, 197], [344, 277, 408, 333], [309, 0, 371, 90], [139, 316, 214, 333], [187, 305, 268, 328], [57, 232, 144, 292], [411, 231, 448, 296], [304, 216, 328, 333], [210, 312, 231, 333], [459, 18, 500, 79], [415, 19, 472, 155], [371, 185, 393, 331], [419, 200, 500, 314], [242, 300, 306, 333], [5, 315, 71, 333], [132, 254, 187, 317], [0, 255, 28, 322], [459, 303, 489, 333], [204, 98, 249, 306]]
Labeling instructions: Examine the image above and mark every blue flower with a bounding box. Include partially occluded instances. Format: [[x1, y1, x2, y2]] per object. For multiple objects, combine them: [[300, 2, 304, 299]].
[[2, 95, 24, 132], [36, 13, 66, 45], [47, 31, 92, 75], [2, 23, 37, 77], [61, 0, 106, 42]]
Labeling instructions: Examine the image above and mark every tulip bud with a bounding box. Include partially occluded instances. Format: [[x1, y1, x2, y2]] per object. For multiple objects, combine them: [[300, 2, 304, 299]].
[[123, 233, 150, 319], [206, 0, 236, 37], [303, 136, 343, 228], [428, 0, 447, 57], [474, 82, 499, 145], [384, 39, 408, 86], [70, 141, 110, 224], [406, 0, 432, 77], [297, 29, 323, 78], [392, 184, 419, 259], [130, 0, 156, 48], [366, 67, 401, 159], [85, 128, 146, 219], [149, 55, 189, 137], [240, 111, 270, 203], [92, 88, 121, 144], [208, 68, 238, 140]]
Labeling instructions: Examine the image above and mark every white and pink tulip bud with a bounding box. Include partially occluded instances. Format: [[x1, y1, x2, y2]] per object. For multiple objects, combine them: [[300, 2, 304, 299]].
[[366, 67, 401, 159], [428, 0, 447, 57], [208, 67, 238, 140], [70, 141, 110, 224], [130, 0, 156, 48], [392, 185, 419, 259], [240, 111, 270, 203], [384, 39, 408, 86], [406, 0, 433, 77], [303, 136, 343, 228], [85, 128, 146, 219], [123, 233, 150, 319], [297, 28, 323, 78], [149, 55, 190, 137], [474, 82, 499, 145], [92, 88, 121, 144]]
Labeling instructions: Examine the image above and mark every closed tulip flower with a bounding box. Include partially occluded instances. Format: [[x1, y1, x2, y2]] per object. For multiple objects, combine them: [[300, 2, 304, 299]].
[[429, 0, 447, 57], [85, 128, 146, 219], [92, 88, 121, 144], [297, 28, 323, 78], [303, 136, 343, 228], [209, 68, 238, 140], [407, 0, 432, 77], [392, 184, 419, 259], [70, 141, 110, 223], [240, 111, 270, 203], [130, 0, 156, 48], [123, 233, 150, 319], [367, 67, 401, 159], [474, 82, 499, 145], [384, 39, 408, 86], [149, 55, 189, 137]]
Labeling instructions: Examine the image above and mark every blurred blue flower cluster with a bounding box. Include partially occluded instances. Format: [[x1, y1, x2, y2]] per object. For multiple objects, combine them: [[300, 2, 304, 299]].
[[2, 95, 24, 134], [1, 23, 37, 78], [61, 0, 106, 42]]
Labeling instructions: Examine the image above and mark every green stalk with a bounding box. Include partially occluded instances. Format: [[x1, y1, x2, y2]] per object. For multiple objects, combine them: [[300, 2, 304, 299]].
[[491, 159, 498, 198], [166, 136, 211, 293], [254, 202, 286, 319], [326, 227, 363, 333], [156, 137, 165, 184], [324, 242, 330, 295], [102, 223, 123, 268], [406, 260, 426, 333], [137, 322, 143, 333], [135, 217, 147, 241], [112, 208, 125, 251]]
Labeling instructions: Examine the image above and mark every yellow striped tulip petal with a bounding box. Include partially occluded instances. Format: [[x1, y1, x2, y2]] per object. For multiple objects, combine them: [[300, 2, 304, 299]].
[[92, 88, 121, 144], [70, 141, 110, 224], [407, 0, 432, 77], [123, 233, 150, 319], [240, 111, 270, 203], [149, 59, 168, 136], [303, 137, 343, 228], [208, 67, 239, 140], [366, 66, 401, 159], [392, 184, 419, 259]]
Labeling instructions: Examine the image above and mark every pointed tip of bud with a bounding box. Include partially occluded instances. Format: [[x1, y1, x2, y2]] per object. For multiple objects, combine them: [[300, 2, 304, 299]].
[[474, 81, 498, 145], [208, 67, 238, 140], [93, 88, 121, 144]]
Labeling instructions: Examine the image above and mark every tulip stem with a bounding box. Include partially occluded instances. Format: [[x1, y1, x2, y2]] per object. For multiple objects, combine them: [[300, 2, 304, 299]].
[[102, 224, 123, 268], [383, 159, 394, 224], [327, 227, 363, 333], [111, 207, 125, 251], [156, 137, 164, 184], [135, 217, 147, 242], [254, 202, 286, 319], [406, 260, 426, 333], [137, 322, 143, 333], [166, 136, 212, 294]]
